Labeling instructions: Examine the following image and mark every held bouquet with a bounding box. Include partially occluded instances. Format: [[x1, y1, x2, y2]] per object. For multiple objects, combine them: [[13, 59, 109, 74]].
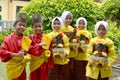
[[89, 39, 108, 69], [73, 30, 89, 53], [69, 28, 80, 44], [52, 33, 67, 61], [79, 30, 89, 50], [69, 28, 80, 53]]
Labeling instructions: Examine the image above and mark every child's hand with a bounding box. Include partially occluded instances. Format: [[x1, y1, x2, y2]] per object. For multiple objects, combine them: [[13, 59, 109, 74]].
[[89, 63, 93, 68], [17, 50, 24, 57], [12, 50, 24, 57], [39, 42, 46, 46]]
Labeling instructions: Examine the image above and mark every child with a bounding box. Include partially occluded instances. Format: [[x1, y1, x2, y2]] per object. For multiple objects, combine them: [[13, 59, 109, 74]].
[[72, 17, 92, 80], [48, 17, 70, 80], [28, 14, 52, 80], [61, 11, 73, 37], [0, 13, 31, 80], [61, 11, 74, 80], [86, 21, 116, 80]]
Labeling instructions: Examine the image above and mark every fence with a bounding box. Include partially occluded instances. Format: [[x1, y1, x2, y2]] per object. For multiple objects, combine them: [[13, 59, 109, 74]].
[[0, 20, 14, 32]]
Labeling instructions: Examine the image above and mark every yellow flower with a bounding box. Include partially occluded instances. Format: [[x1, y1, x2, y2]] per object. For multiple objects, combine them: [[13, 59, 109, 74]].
[[80, 30, 86, 35], [94, 51, 98, 54], [80, 40, 85, 43], [102, 52, 107, 57], [72, 39, 77, 43], [58, 44, 63, 48]]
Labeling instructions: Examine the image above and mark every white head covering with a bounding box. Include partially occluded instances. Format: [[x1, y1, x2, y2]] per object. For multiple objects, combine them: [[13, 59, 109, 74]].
[[51, 17, 63, 30], [95, 21, 108, 35], [76, 17, 87, 28], [61, 11, 73, 23]]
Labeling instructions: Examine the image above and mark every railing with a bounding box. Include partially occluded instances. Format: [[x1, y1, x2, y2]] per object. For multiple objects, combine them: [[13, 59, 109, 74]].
[[0, 20, 14, 32]]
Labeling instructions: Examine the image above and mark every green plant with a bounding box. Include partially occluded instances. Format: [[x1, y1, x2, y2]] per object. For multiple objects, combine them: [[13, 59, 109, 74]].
[[101, 0, 120, 27], [21, 0, 103, 30]]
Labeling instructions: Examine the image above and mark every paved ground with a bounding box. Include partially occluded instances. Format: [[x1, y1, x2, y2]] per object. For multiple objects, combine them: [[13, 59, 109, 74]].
[[110, 56, 120, 80]]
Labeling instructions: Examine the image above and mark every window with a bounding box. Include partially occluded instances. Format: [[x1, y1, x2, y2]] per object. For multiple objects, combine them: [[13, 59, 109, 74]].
[[0, 6, 2, 12], [16, 6, 23, 14], [0, 15, 1, 20]]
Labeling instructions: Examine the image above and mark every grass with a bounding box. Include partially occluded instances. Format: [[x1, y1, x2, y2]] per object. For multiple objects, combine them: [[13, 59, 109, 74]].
[[0, 62, 7, 80]]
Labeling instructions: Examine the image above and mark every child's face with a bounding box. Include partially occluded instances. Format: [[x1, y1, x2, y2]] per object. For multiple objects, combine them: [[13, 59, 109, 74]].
[[14, 22, 26, 36], [53, 20, 61, 31], [32, 22, 43, 35], [97, 24, 106, 37], [65, 15, 72, 25], [78, 20, 85, 30]]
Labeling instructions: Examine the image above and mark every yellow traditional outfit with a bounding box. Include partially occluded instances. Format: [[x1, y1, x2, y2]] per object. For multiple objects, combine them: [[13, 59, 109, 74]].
[[48, 17, 70, 80], [86, 21, 116, 80], [72, 17, 92, 80], [0, 13, 31, 80], [28, 14, 51, 80], [61, 11, 75, 80]]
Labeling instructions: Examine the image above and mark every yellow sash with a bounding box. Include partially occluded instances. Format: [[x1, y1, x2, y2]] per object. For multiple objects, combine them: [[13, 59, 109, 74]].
[[30, 50, 50, 72], [6, 36, 31, 80], [22, 36, 32, 51], [41, 34, 52, 49], [6, 55, 31, 80]]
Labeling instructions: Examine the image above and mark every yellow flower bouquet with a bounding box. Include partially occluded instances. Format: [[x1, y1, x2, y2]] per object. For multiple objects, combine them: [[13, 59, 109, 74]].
[[69, 28, 80, 53], [89, 43, 108, 69], [69, 28, 80, 45], [78, 30, 89, 52], [52, 33, 67, 60]]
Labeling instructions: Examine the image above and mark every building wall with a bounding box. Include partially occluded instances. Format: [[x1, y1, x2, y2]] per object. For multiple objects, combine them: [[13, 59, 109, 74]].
[[12, 1, 29, 20], [0, 0, 9, 20], [0, 0, 29, 20]]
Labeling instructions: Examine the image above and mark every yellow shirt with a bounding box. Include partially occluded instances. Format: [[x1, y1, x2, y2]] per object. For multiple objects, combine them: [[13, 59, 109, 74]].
[[61, 24, 73, 33], [48, 30, 70, 65], [86, 36, 116, 79], [74, 29, 92, 60], [61, 24, 76, 58]]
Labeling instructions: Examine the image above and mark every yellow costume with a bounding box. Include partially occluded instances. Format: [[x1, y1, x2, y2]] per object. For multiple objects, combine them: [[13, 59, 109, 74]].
[[48, 30, 70, 65], [6, 36, 31, 80], [86, 36, 116, 79], [61, 24, 75, 58], [75, 29, 92, 60]]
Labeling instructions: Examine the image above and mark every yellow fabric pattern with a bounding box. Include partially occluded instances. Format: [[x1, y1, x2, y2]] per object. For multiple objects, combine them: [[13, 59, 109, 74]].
[[6, 55, 31, 80], [74, 29, 92, 60], [22, 36, 32, 51], [41, 34, 52, 49], [30, 50, 51, 72], [86, 36, 116, 79], [48, 30, 70, 65]]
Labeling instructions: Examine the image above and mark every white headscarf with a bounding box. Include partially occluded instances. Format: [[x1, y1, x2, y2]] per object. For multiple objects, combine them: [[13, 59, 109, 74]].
[[76, 17, 87, 28], [95, 21, 108, 35], [61, 11, 73, 23], [51, 17, 63, 30]]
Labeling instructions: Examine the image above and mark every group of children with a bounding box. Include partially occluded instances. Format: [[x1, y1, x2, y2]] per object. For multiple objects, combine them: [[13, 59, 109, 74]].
[[0, 11, 116, 80]]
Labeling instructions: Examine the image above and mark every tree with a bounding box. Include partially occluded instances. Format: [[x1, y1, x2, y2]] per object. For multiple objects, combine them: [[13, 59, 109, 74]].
[[101, 0, 120, 27], [21, 0, 103, 30]]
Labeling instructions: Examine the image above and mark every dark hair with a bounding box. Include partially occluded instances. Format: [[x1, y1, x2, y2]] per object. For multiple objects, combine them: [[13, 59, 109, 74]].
[[13, 21, 19, 25], [32, 22, 43, 26], [54, 18, 59, 22]]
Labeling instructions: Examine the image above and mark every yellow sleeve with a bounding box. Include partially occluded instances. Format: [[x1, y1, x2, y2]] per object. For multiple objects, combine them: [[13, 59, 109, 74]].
[[86, 31, 92, 41], [86, 38, 94, 59], [62, 34, 70, 55], [107, 39, 117, 66]]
